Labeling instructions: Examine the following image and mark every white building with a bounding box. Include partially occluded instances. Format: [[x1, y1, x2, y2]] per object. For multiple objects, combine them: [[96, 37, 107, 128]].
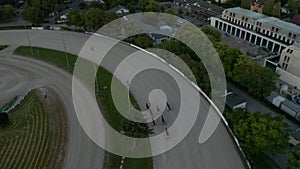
[[210, 7, 300, 54], [276, 43, 300, 89]]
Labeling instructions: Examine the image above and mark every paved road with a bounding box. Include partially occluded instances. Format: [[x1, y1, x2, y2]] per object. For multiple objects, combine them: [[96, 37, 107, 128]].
[[227, 82, 299, 130], [0, 30, 246, 169]]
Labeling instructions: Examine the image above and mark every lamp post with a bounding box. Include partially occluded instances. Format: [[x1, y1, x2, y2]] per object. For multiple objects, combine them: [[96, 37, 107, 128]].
[[24, 21, 33, 56]]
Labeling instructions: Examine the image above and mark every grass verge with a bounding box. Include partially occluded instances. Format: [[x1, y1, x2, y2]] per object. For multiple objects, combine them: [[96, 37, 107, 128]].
[[14, 46, 152, 169], [0, 45, 8, 51]]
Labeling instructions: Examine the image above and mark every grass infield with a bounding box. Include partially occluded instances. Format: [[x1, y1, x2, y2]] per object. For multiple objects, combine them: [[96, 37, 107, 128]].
[[14, 46, 152, 169]]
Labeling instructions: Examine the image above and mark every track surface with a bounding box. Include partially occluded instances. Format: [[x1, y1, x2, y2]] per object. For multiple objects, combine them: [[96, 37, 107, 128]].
[[0, 30, 246, 169]]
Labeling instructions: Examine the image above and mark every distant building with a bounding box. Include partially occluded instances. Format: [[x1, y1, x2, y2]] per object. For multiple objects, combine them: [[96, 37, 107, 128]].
[[148, 33, 169, 44], [281, 4, 290, 14], [107, 5, 129, 16], [225, 91, 247, 110], [211, 7, 300, 54], [83, 0, 104, 4], [276, 43, 300, 89], [251, 0, 265, 14], [291, 14, 300, 26]]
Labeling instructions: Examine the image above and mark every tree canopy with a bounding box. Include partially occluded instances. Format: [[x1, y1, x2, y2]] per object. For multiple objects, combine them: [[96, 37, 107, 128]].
[[233, 55, 277, 98], [23, 0, 55, 25], [241, 0, 251, 9], [138, 0, 160, 12], [226, 109, 290, 157], [0, 5, 15, 21]]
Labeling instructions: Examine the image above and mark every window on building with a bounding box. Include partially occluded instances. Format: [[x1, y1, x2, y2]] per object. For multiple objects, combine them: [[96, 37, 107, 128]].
[[287, 57, 290, 63], [233, 13, 235, 17], [287, 49, 290, 53], [272, 27, 274, 31], [284, 55, 287, 61], [283, 37, 286, 42], [293, 34, 296, 39], [242, 16, 244, 20], [290, 50, 293, 54], [276, 28, 279, 32], [282, 63, 286, 69], [288, 32, 292, 37], [245, 18, 248, 21]]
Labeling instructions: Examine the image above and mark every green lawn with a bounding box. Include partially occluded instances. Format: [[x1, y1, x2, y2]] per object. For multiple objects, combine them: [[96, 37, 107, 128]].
[[14, 46, 152, 169], [0, 45, 8, 51]]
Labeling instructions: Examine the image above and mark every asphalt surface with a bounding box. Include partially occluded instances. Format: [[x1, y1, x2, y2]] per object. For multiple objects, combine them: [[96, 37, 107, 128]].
[[0, 30, 246, 169]]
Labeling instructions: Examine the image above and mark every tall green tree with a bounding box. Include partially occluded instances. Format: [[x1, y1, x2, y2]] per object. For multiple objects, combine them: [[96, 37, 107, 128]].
[[233, 55, 277, 98], [273, 2, 281, 18], [241, 0, 251, 9], [263, 0, 275, 16], [166, 7, 176, 15], [84, 8, 105, 31], [67, 9, 81, 28], [226, 109, 290, 157], [288, 148, 300, 169], [0, 5, 15, 21], [23, 0, 55, 25], [138, 0, 160, 12], [287, 0, 299, 14]]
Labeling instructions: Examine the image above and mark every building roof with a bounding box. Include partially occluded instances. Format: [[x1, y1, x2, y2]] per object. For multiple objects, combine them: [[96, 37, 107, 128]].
[[291, 14, 300, 25], [226, 92, 246, 109], [259, 17, 300, 36], [292, 42, 300, 49], [282, 100, 300, 113], [107, 5, 129, 14], [225, 7, 267, 21]]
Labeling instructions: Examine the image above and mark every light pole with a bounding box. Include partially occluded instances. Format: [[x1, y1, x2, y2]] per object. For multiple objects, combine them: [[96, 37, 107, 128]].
[[90, 46, 99, 94], [61, 32, 70, 69], [23, 21, 33, 56]]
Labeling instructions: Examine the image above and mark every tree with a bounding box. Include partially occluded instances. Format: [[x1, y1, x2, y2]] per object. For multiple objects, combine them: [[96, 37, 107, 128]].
[[0, 113, 9, 128], [241, 0, 251, 9], [122, 120, 153, 138], [138, 0, 160, 12], [263, 0, 275, 16], [84, 8, 105, 31], [0, 5, 15, 21], [215, 42, 241, 78], [287, 0, 299, 14], [233, 55, 277, 99], [273, 2, 281, 18], [67, 9, 81, 27], [178, 8, 184, 16], [23, 0, 55, 25], [226, 109, 290, 157], [134, 35, 152, 48], [288, 148, 300, 169], [202, 25, 222, 42], [166, 7, 176, 15]]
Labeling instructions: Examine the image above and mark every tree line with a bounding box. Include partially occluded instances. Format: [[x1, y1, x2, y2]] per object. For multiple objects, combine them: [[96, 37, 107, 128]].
[[202, 26, 278, 99]]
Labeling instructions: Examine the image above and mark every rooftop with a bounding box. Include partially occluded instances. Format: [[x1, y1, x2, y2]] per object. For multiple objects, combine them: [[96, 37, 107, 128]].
[[225, 7, 267, 20], [226, 91, 247, 109], [259, 17, 300, 35]]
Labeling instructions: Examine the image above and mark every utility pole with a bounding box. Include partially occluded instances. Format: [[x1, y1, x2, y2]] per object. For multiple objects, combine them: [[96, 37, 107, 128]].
[[90, 46, 99, 94], [61, 32, 70, 69], [24, 21, 33, 56]]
